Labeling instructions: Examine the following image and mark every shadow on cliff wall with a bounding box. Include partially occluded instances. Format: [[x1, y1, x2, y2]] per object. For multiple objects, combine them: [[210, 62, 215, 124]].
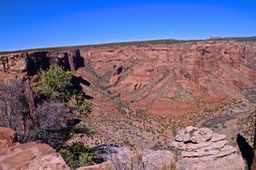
[[74, 49, 85, 70], [70, 49, 92, 99], [237, 133, 253, 169], [26, 50, 92, 99], [59, 53, 71, 71], [60, 49, 84, 71], [51, 118, 81, 151], [26, 52, 50, 76], [26, 49, 85, 76], [72, 76, 93, 100]]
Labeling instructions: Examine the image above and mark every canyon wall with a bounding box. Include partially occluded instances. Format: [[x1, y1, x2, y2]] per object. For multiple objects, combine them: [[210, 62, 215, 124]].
[[0, 40, 256, 116]]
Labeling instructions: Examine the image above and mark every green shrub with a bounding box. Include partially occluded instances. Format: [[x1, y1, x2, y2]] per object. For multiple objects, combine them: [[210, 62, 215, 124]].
[[34, 65, 92, 115], [33, 65, 72, 101], [60, 142, 101, 169], [68, 90, 93, 116]]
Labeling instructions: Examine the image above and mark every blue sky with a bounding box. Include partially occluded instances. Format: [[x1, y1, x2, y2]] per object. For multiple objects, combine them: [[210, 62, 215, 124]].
[[1, 0, 256, 51]]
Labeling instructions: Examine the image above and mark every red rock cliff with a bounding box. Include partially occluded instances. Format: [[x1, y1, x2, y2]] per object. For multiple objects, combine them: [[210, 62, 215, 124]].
[[0, 40, 255, 116]]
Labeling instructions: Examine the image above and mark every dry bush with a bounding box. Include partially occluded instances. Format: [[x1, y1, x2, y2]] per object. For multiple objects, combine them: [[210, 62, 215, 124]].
[[0, 78, 31, 137], [33, 101, 69, 149], [0, 78, 69, 149]]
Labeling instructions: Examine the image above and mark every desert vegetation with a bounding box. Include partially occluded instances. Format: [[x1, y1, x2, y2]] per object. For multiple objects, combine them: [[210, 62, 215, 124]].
[[0, 65, 96, 166], [0, 77, 70, 147], [60, 142, 102, 169]]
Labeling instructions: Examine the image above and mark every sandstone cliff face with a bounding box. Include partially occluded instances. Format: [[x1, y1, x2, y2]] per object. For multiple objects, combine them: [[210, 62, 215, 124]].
[[84, 41, 256, 114], [1, 40, 255, 116]]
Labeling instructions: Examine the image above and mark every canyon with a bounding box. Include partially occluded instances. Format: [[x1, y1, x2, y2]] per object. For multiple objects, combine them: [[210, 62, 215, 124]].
[[0, 39, 256, 150]]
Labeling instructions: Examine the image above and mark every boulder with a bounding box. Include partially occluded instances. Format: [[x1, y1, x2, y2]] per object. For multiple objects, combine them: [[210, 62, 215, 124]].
[[0, 127, 17, 148], [185, 126, 198, 133], [22, 153, 70, 170], [190, 127, 212, 143], [175, 129, 185, 142], [0, 127, 70, 170], [171, 126, 246, 170], [95, 145, 134, 165], [81, 146, 175, 170], [142, 149, 175, 170], [210, 133, 226, 142], [175, 126, 212, 143]]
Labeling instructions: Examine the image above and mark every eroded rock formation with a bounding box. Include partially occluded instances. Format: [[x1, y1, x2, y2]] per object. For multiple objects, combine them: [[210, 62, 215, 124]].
[[171, 126, 246, 170], [0, 40, 255, 117]]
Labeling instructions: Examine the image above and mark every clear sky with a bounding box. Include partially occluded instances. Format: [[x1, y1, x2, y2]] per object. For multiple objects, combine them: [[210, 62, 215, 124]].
[[1, 0, 256, 51]]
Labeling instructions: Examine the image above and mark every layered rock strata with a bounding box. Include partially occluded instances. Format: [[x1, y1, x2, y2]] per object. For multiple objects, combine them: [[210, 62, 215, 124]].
[[0, 40, 255, 116], [171, 126, 245, 170]]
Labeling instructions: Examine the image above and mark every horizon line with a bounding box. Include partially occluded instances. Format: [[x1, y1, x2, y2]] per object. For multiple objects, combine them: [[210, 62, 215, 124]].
[[1, 36, 256, 54]]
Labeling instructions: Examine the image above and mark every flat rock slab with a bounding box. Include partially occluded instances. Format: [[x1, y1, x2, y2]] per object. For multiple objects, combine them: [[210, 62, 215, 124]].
[[22, 153, 70, 170], [178, 153, 245, 170], [1, 150, 35, 169], [0, 127, 70, 170], [185, 142, 213, 151], [182, 149, 220, 158], [211, 140, 228, 149], [210, 133, 226, 142]]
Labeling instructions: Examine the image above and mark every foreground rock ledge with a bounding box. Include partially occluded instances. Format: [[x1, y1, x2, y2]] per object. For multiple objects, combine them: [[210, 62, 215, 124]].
[[171, 126, 246, 170], [0, 126, 246, 170], [0, 127, 70, 170], [78, 147, 175, 170]]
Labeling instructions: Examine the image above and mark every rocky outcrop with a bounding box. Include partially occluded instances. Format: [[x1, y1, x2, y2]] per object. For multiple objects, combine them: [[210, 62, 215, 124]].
[[78, 126, 244, 170], [0, 127, 70, 170], [175, 126, 213, 143], [0, 125, 246, 170], [79, 145, 175, 170], [171, 126, 246, 170]]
